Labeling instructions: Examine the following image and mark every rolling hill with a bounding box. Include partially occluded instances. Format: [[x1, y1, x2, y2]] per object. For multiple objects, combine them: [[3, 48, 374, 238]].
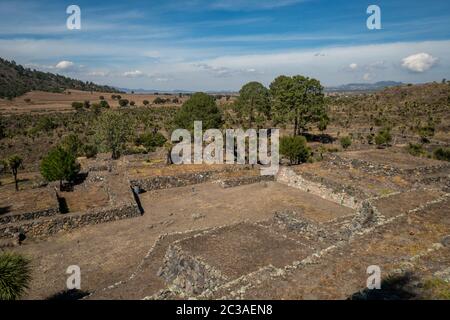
[[0, 58, 123, 99]]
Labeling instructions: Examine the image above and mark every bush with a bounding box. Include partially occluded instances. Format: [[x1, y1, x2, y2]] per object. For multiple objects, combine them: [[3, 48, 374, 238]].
[[434, 147, 450, 162], [83, 100, 90, 109], [143, 100, 150, 106], [118, 99, 129, 107], [340, 136, 352, 149], [72, 102, 84, 111], [153, 97, 166, 104], [130, 101, 135, 106], [0, 252, 31, 300], [280, 136, 311, 165], [135, 132, 167, 152], [99, 95, 105, 100], [83, 144, 97, 158], [375, 128, 392, 147], [407, 143, 426, 157], [99, 100, 109, 108]]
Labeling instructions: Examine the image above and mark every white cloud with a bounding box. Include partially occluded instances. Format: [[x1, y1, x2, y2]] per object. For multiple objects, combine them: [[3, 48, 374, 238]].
[[363, 73, 372, 81], [123, 70, 145, 78], [349, 63, 358, 70], [55, 60, 74, 70], [401, 53, 438, 72]]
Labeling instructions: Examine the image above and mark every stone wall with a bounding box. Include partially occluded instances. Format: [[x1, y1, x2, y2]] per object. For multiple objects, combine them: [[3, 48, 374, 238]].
[[276, 167, 360, 209], [130, 171, 215, 191], [0, 207, 59, 225], [0, 203, 141, 239], [218, 175, 274, 188], [157, 244, 228, 295]]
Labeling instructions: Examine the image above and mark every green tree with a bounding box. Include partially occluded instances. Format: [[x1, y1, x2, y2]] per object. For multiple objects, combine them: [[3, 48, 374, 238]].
[[96, 110, 134, 159], [5, 155, 23, 191], [0, 252, 31, 300], [340, 136, 352, 149], [270, 75, 327, 136], [40, 146, 80, 190], [173, 92, 223, 131], [60, 134, 83, 157], [234, 82, 270, 129], [280, 136, 311, 165], [118, 99, 129, 107]]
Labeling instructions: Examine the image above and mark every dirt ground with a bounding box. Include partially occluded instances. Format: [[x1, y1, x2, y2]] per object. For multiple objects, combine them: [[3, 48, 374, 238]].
[[10, 181, 352, 299]]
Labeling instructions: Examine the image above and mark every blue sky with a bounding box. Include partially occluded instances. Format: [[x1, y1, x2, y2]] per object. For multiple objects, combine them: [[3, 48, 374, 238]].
[[0, 0, 449, 90]]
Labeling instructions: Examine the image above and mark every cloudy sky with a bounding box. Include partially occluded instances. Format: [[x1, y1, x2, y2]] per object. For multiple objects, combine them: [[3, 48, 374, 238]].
[[0, 0, 449, 90]]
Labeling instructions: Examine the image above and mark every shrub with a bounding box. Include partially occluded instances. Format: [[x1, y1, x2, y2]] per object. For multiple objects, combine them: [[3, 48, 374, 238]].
[[99, 95, 105, 100], [280, 136, 311, 165], [0, 252, 31, 300], [83, 144, 97, 158], [83, 100, 90, 109], [72, 102, 84, 111], [340, 136, 352, 149], [136, 132, 167, 152], [143, 100, 150, 106], [118, 99, 129, 107], [375, 128, 392, 147], [407, 143, 426, 157], [434, 147, 450, 162], [130, 101, 135, 106], [99, 100, 109, 108], [153, 97, 166, 104]]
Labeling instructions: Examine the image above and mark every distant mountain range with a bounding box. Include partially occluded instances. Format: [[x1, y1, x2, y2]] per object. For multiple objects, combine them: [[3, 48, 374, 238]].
[[325, 81, 404, 93], [121, 81, 405, 95]]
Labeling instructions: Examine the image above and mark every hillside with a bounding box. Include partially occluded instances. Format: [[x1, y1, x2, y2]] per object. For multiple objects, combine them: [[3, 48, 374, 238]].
[[0, 58, 123, 99]]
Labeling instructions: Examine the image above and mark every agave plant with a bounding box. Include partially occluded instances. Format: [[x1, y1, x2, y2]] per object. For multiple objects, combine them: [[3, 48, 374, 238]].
[[0, 252, 32, 300]]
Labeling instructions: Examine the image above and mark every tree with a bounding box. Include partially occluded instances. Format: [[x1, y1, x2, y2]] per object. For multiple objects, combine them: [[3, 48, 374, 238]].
[[235, 82, 270, 129], [118, 99, 129, 107], [60, 134, 83, 157], [173, 92, 223, 131], [40, 146, 80, 190], [5, 155, 23, 191], [96, 110, 134, 159], [0, 252, 31, 300], [280, 136, 311, 165], [270, 75, 327, 136]]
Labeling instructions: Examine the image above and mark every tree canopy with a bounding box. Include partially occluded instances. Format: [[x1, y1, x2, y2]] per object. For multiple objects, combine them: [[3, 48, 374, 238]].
[[270, 75, 327, 136], [173, 92, 223, 131], [234, 81, 271, 129]]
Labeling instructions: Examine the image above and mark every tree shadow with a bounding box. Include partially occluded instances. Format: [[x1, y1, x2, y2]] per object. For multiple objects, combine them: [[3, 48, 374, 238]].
[[349, 272, 417, 300], [46, 289, 90, 300], [303, 132, 336, 144], [0, 206, 11, 215], [57, 196, 69, 214]]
